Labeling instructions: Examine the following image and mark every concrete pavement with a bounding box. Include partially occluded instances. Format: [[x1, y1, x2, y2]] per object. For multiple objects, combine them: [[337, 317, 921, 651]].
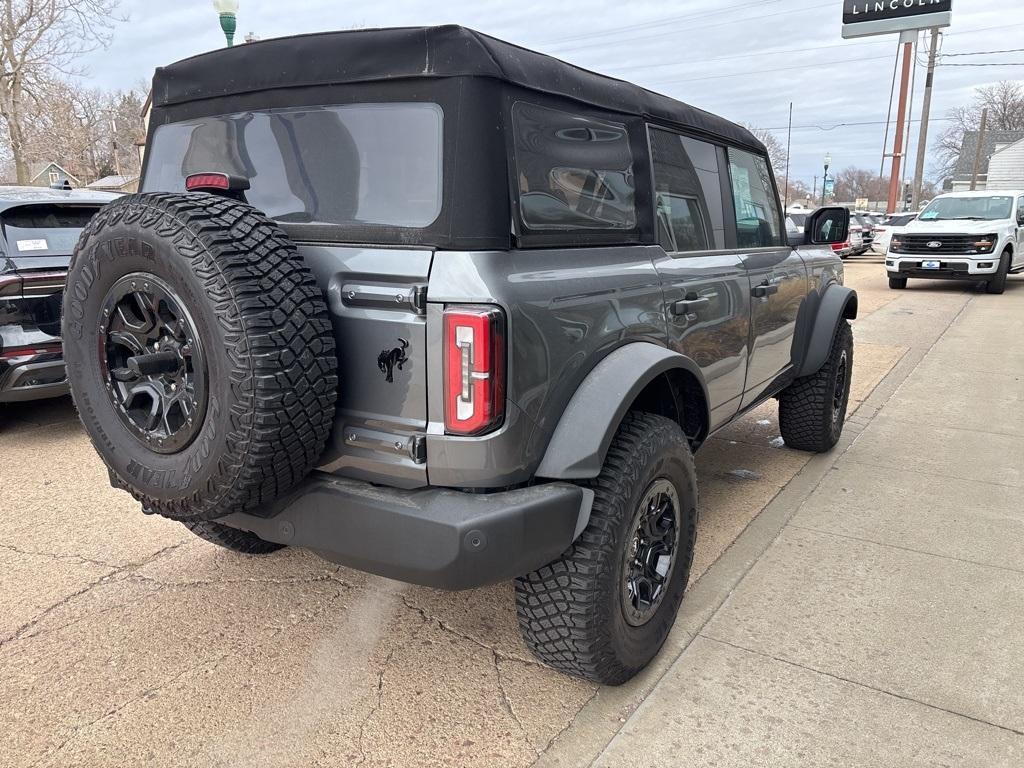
[[556, 271, 1024, 767], [3, 262, 1018, 767]]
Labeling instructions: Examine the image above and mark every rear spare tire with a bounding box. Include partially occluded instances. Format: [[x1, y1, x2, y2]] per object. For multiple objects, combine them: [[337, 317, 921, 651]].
[[62, 193, 338, 521]]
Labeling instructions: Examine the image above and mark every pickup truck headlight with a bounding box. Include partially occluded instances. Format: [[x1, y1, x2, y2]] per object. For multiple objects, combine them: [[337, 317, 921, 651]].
[[970, 235, 997, 254], [889, 236, 903, 252]]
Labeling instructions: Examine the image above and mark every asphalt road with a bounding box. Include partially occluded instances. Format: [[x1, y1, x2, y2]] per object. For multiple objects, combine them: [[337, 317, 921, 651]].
[[2, 259, 1000, 767]]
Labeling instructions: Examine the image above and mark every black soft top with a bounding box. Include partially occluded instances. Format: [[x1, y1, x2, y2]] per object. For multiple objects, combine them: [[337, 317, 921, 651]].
[[152, 25, 764, 154]]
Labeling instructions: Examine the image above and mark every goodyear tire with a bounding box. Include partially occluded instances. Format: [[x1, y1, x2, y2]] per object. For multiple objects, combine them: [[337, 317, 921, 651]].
[[62, 193, 338, 522], [516, 412, 698, 685]]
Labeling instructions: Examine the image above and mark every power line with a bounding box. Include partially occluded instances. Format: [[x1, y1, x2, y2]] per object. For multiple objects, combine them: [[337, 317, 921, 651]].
[[547, 1, 830, 55], [649, 54, 894, 86], [939, 61, 1024, 67], [535, 0, 778, 47], [760, 118, 955, 132], [939, 47, 1024, 57]]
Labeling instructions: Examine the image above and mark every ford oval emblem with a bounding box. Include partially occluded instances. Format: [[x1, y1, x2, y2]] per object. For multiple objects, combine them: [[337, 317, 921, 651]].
[[927, 241, 943, 249]]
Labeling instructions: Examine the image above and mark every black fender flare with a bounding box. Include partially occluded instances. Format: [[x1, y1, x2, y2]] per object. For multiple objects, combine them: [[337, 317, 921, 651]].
[[794, 283, 858, 378], [535, 343, 708, 480]]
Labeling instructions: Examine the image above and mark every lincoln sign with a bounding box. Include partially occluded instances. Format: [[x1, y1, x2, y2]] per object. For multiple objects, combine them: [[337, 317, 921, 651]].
[[842, 0, 953, 39]]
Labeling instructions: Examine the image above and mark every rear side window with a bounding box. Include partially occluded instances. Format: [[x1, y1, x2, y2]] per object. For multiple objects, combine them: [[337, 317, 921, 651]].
[[512, 102, 636, 232], [144, 103, 443, 229], [727, 148, 782, 248], [2, 204, 99, 256], [649, 128, 725, 252]]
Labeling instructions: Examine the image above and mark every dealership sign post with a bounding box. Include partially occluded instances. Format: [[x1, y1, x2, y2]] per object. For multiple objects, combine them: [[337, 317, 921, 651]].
[[842, 1, 953, 213], [842, 0, 952, 39]]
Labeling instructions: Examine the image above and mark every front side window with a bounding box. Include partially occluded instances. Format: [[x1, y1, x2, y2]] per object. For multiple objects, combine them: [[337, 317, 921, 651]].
[[649, 128, 726, 253], [143, 103, 444, 229], [919, 195, 1014, 222], [513, 102, 636, 232], [727, 148, 782, 248]]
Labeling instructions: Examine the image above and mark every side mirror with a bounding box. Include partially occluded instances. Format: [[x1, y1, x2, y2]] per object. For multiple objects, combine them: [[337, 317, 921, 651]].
[[803, 206, 850, 247]]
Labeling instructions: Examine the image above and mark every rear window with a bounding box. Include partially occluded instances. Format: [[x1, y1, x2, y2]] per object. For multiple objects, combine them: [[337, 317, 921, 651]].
[[143, 103, 444, 229], [2, 205, 99, 256], [512, 102, 637, 233]]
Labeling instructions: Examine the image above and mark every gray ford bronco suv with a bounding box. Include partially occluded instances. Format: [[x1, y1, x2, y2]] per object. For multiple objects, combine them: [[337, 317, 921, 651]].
[[63, 26, 856, 685]]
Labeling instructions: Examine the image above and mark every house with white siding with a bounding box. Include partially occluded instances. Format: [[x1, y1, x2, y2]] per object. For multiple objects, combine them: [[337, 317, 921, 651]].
[[986, 137, 1024, 191]]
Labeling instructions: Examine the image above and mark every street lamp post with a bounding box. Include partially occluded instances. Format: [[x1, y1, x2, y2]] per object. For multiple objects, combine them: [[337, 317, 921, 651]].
[[212, 0, 239, 47], [821, 153, 832, 207]]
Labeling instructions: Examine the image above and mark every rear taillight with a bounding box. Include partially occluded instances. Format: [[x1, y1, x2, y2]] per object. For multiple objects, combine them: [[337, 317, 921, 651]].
[[0, 342, 62, 360], [831, 238, 850, 252], [443, 306, 505, 436], [185, 173, 230, 191]]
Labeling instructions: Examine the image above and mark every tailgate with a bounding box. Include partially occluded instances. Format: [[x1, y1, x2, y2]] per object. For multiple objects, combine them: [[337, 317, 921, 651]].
[[300, 245, 432, 489]]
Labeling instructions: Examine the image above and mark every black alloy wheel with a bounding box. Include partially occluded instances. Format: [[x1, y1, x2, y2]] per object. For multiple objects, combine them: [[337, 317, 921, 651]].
[[621, 478, 681, 627], [99, 272, 207, 454]]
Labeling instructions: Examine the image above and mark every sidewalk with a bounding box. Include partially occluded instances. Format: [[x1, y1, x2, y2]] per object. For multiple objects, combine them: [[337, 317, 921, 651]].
[[544, 277, 1024, 767]]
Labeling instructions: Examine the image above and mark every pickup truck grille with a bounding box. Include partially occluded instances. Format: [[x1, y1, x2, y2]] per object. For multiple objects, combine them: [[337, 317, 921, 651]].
[[895, 235, 978, 254]]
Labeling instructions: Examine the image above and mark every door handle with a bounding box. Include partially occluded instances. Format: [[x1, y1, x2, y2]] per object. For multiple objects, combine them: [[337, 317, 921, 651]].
[[671, 296, 710, 316], [752, 281, 780, 299]]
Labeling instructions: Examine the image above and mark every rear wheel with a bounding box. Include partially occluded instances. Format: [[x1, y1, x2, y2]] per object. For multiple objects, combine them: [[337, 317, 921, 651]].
[[515, 412, 697, 685], [779, 320, 854, 453], [888, 276, 907, 289], [184, 520, 285, 555], [985, 249, 1011, 295]]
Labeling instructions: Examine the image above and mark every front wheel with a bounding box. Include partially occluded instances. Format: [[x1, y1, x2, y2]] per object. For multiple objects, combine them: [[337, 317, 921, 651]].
[[985, 250, 1011, 295], [515, 412, 697, 685], [779, 320, 854, 453], [888, 276, 907, 290]]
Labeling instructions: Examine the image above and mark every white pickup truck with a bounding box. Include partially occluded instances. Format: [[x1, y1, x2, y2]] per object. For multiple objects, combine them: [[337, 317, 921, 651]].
[[885, 190, 1024, 294]]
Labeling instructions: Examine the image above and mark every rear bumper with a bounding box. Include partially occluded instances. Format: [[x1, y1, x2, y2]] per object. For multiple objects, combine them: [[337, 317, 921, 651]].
[[0, 356, 68, 402], [219, 472, 592, 590], [885, 256, 1000, 279]]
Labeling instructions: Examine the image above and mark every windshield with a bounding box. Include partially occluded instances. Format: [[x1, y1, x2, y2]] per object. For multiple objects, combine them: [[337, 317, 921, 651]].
[[919, 196, 1013, 221], [2, 204, 100, 256], [786, 212, 806, 226], [143, 103, 444, 230]]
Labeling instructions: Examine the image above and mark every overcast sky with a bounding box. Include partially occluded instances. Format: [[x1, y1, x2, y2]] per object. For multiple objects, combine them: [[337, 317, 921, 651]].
[[78, 0, 1024, 186]]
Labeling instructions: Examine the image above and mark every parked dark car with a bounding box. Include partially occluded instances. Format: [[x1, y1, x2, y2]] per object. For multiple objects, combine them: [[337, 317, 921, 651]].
[[62, 26, 855, 685], [0, 187, 117, 409]]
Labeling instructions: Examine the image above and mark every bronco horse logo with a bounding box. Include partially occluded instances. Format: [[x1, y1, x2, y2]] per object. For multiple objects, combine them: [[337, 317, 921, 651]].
[[377, 338, 410, 383]]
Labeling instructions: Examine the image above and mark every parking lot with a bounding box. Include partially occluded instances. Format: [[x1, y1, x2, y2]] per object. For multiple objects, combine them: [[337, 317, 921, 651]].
[[2, 258, 1022, 767]]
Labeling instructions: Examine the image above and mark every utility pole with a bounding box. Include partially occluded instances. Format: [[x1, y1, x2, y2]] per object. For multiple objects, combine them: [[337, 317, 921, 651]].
[[812, 175, 818, 202], [886, 32, 915, 214], [969, 107, 988, 191], [783, 102, 793, 209], [911, 29, 940, 211]]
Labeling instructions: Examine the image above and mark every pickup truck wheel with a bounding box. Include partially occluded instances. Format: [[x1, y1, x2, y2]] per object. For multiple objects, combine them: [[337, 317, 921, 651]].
[[888, 277, 907, 289], [184, 520, 285, 555], [515, 412, 697, 685], [62, 193, 338, 522], [778, 320, 853, 453], [985, 250, 1011, 295]]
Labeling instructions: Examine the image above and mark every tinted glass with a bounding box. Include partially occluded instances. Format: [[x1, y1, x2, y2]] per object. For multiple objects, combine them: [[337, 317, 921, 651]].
[[144, 103, 444, 229], [919, 195, 1014, 221], [727, 148, 782, 248], [2, 204, 100, 256], [885, 214, 916, 226], [513, 102, 636, 231], [787, 212, 807, 226], [650, 128, 725, 252]]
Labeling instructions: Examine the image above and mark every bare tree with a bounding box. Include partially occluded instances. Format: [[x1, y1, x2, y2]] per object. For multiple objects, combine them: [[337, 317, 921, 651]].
[[0, 0, 121, 183], [742, 124, 789, 179], [832, 167, 889, 203], [933, 80, 1024, 181]]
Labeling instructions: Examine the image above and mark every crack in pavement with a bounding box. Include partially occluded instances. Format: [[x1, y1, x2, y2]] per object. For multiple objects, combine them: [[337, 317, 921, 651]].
[[28, 653, 232, 768], [0, 542, 123, 569], [398, 594, 548, 668], [494, 651, 539, 756], [0, 542, 185, 648]]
